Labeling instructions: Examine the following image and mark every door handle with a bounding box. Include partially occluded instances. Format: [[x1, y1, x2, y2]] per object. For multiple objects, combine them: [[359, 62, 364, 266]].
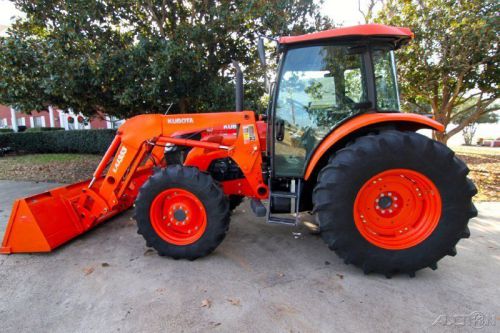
[[276, 119, 285, 141]]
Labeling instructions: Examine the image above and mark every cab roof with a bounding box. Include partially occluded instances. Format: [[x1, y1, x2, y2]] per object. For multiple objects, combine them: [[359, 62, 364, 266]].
[[279, 24, 413, 48]]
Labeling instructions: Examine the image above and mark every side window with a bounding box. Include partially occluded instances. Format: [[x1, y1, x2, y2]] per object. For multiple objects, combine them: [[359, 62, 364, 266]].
[[373, 50, 400, 111], [344, 68, 363, 102]]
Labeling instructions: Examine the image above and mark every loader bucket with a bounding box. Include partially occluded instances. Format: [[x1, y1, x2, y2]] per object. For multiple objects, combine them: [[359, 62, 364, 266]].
[[0, 171, 149, 254], [2, 180, 100, 253]]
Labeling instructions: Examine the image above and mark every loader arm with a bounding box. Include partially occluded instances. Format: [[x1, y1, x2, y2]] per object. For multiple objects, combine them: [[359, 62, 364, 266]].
[[1, 111, 267, 254]]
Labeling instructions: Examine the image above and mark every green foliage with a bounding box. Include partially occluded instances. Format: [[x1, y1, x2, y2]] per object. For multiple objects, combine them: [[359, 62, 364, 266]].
[[0, 128, 14, 133], [0, 1, 332, 118], [375, 0, 500, 143], [25, 127, 65, 132], [0, 129, 116, 154]]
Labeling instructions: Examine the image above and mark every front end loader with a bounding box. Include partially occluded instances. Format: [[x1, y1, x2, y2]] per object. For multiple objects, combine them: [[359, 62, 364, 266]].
[[1, 24, 477, 277]]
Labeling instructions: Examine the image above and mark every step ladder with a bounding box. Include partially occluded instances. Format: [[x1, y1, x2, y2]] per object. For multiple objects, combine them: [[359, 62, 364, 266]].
[[266, 178, 301, 225]]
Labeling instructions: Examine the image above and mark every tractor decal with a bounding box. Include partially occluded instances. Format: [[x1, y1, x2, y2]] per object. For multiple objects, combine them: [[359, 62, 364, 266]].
[[167, 118, 194, 124]]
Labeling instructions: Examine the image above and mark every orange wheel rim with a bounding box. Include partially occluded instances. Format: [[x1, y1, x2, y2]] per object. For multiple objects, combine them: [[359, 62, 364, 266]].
[[353, 169, 441, 250], [150, 188, 207, 245]]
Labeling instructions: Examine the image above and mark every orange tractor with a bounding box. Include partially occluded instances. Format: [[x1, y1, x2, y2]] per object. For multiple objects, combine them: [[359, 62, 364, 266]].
[[1, 24, 477, 277]]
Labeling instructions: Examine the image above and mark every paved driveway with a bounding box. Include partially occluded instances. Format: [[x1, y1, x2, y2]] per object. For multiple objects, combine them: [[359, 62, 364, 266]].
[[0, 180, 499, 332]]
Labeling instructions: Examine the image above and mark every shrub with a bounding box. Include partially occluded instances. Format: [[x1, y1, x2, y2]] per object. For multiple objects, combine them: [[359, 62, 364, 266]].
[[0, 128, 14, 133], [25, 127, 65, 132], [0, 129, 117, 154]]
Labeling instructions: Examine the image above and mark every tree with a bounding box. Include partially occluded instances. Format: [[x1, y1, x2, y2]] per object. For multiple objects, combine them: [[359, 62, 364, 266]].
[[453, 99, 499, 145], [358, 0, 384, 24], [376, 0, 500, 144], [0, 1, 332, 117]]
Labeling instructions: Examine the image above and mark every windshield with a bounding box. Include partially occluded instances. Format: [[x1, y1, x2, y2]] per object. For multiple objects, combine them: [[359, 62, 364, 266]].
[[276, 45, 368, 131], [273, 44, 400, 177]]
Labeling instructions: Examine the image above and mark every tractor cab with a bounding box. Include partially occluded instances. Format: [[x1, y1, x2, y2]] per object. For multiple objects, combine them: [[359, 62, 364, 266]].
[[263, 25, 414, 223]]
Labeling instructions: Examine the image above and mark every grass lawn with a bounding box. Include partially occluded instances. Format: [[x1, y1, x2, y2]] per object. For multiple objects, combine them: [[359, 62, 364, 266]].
[[452, 146, 499, 202], [0, 154, 102, 184], [0, 148, 498, 201]]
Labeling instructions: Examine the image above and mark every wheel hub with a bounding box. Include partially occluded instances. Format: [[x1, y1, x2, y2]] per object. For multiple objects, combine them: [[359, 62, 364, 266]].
[[378, 195, 392, 209], [353, 169, 442, 250], [374, 191, 403, 218], [150, 188, 207, 245], [173, 209, 187, 222]]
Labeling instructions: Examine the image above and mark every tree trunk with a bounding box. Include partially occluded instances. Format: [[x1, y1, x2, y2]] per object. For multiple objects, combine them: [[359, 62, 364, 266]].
[[434, 131, 448, 145], [178, 98, 189, 114], [431, 103, 449, 144]]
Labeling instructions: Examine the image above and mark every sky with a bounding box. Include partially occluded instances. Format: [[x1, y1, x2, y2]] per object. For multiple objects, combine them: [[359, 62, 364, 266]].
[[0, 0, 20, 27], [0, 0, 370, 27]]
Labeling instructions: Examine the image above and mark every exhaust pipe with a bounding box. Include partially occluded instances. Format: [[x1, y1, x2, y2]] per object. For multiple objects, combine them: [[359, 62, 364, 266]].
[[232, 61, 244, 111]]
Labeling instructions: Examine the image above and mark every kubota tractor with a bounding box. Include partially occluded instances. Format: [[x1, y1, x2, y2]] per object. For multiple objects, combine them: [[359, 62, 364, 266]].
[[1, 24, 477, 277]]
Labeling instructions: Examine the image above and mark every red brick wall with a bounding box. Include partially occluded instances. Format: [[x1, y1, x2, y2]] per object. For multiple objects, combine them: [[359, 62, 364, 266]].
[[89, 113, 108, 129], [0, 104, 110, 129], [0, 105, 51, 129]]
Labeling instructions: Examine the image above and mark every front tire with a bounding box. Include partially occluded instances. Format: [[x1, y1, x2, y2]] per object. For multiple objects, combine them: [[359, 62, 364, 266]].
[[228, 195, 244, 211], [135, 165, 230, 260], [313, 130, 477, 277]]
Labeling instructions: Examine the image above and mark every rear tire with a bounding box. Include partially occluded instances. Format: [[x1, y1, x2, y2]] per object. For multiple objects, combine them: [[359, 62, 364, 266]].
[[313, 130, 477, 277], [135, 165, 230, 260]]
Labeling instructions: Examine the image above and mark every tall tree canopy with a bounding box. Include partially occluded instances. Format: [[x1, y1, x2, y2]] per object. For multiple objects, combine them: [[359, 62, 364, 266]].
[[0, 0, 331, 117], [375, 0, 499, 144]]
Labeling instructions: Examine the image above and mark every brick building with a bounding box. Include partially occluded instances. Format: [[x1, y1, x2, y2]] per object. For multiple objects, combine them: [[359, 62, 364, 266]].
[[0, 104, 123, 131]]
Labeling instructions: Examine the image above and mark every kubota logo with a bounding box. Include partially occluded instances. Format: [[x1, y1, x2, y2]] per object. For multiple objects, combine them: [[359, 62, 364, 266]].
[[167, 118, 194, 124], [223, 124, 237, 130], [113, 147, 127, 173]]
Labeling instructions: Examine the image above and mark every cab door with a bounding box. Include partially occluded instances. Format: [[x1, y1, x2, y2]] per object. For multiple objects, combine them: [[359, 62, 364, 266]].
[[272, 44, 369, 178]]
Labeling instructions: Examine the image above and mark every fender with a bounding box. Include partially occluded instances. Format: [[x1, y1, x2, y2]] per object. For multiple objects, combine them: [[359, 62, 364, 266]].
[[303, 113, 444, 180]]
